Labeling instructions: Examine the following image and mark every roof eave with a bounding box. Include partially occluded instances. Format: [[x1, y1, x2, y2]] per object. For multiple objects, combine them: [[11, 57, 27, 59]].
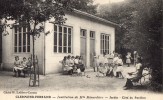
[[72, 9, 118, 27]]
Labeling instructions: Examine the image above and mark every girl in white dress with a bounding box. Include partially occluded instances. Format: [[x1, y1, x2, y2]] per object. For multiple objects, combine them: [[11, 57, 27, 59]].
[[126, 52, 132, 67]]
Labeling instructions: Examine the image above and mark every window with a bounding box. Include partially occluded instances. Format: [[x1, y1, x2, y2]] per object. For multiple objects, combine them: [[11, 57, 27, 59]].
[[100, 33, 110, 54], [90, 31, 95, 39], [54, 25, 72, 53], [14, 26, 30, 53], [80, 29, 87, 37]]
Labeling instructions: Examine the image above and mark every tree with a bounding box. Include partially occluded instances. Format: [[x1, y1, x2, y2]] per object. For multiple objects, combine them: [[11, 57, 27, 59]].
[[70, 0, 98, 14], [98, 0, 162, 91], [0, 0, 72, 86]]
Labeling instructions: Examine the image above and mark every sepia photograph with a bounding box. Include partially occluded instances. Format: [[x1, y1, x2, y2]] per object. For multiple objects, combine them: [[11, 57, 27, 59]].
[[0, 0, 162, 100]]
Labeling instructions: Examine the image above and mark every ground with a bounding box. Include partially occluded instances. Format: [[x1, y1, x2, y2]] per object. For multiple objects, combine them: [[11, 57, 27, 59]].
[[0, 65, 162, 100]]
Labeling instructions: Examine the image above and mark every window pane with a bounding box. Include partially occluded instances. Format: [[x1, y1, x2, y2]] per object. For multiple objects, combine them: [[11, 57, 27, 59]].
[[27, 46, 30, 52], [19, 27, 21, 32], [27, 34, 30, 45], [14, 34, 17, 46], [68, 35, 71, 46], [23, 46, 26, 52], [59, 26, 62, 32], [64, 34, 67, 46], [54, 32, 57, 45], [63, 47, 67, 53], [14, 47, 17, 52], [15, 26, 17, 33], [64, 27, 67, 33], [54, 46, 57, 52], [59, 33, 62, 46], [68, 47, 71, 53], [68, 28, 71, 35], [54, 25, 57, 31], [23, 33, 26, 45], [59, 47, 62, 53], [23, 26, 26, 32], [19, 47, 21, 52], [19, 33, 22, 46]]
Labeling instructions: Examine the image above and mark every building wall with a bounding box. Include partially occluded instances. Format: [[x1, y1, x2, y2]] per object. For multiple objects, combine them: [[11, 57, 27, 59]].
[[2, 14, 115, 74], [2, 21, 44, 74], [44, 13, 115, 74]]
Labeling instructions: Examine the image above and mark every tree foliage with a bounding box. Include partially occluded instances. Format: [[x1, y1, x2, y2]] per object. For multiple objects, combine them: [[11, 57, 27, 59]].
[[70, 0, 98, 14], [98, 0, 162, 91], [0, 0, 73, 86]]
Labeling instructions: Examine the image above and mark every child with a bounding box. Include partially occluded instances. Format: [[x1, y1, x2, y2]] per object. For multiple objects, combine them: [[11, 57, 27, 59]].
[[126, 52, 132, 67], [116, 54, 124, 78], [21, 57, 28, 68], [107, 66, 114, 77], [96, 63, 108, 77], [112, 53, 119, 77]]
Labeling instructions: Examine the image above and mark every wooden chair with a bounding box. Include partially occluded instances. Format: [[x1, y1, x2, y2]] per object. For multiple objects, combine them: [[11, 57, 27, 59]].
[[131, 67, 152, 86]]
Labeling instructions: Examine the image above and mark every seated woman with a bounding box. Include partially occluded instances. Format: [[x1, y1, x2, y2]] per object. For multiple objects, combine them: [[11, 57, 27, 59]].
[[78, 56, 85, 73], [66, 55, 73, 75], [13, 56, 23, 77], [74, 56, 80, 74], [23, 57, 33, 76], [26, 57, 33, 68], [21, 57, 28, 68], [62, 56, 73, 74], [123, 58, 143, 90]]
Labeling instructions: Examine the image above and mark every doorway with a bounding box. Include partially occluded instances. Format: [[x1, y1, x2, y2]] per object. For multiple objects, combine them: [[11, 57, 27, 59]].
[[90, 31, 95, 68], [80, 29, 87, 67]]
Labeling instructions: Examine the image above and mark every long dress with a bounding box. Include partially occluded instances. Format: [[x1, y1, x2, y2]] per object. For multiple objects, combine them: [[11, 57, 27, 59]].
[[13, 60, 24, 72], [116, 58, 123, 72], [63, 59, 73, 71], [113, 57, 119, 76], [126, 63, 143, 80]]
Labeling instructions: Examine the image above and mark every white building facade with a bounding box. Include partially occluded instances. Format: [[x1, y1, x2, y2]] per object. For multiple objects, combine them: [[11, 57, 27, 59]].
[[2, 10, 116, 75]]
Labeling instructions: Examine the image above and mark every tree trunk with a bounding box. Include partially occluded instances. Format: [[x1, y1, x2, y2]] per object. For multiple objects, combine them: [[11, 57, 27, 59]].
[[32, 34, 36, 86]]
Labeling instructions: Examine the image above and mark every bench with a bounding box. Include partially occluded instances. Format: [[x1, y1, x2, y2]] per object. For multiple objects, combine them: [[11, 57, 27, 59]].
[[132, 67, 152, 86]]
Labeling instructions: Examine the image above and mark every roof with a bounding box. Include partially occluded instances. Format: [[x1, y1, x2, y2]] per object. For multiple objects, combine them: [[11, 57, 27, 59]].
[[72, 9, 118, 27]]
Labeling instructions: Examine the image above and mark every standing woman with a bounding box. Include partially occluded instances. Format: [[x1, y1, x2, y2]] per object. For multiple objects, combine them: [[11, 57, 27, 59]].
[[93, 52, 98, 72], [126, 52, 132, 67]]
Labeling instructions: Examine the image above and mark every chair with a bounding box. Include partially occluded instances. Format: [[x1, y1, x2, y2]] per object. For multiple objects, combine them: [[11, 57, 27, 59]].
[[131, 67, 152, 86]]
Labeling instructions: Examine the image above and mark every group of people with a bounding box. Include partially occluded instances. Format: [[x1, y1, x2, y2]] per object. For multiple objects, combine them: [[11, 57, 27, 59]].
[[61, 55, 85, 75], [94, 51, 124, 78], [13, 56, 32, 77], [94, 51, 141, 79]]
